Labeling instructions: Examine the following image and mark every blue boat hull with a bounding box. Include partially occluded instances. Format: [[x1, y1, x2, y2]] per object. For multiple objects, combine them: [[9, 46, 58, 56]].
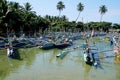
[[40, 43, 55, 50]]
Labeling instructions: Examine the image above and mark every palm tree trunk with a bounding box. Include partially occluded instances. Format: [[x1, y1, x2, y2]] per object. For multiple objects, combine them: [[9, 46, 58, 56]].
[[75, 11, 81, 22], [100, 14, 103, 22], [59, 10, 61, 18]]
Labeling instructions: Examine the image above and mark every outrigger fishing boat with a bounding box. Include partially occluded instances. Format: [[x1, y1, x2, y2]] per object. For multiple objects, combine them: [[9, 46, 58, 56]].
[[82, 38, 103, 69], [83, 47, 103, 69]]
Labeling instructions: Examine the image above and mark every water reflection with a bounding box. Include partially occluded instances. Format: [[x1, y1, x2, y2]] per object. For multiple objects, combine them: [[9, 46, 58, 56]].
[[49, 49, 59, 63], [0, 47, 40, 80], [84, 65, 92, 80], [114, 57, 120, 80], [80, 56, 92, 80], [114, 57, 120, 64], [0, 37, 120, 80], [19, 47, 40, 67], [0, 54, 23, 80], [0, 49, 16, 79], [56, 58, 63, 66]]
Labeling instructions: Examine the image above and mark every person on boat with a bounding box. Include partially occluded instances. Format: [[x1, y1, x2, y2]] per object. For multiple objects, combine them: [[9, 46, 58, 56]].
[[5, 43, 14, 57], [84, 40, 94, 63], [83, 40, 89, 62], [86, 48, 94, 62], [7, 47, 10, 56], [84, 47, 94, 66], [83, 40, 93, 62], [109, 36, 113, 46], [7, 47, 14, 56]]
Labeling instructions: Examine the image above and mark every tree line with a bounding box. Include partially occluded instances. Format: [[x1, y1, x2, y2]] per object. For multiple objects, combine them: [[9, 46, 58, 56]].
[[0, 0, 120, 37]]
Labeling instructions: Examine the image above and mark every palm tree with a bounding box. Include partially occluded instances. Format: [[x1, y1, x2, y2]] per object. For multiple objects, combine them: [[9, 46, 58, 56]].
[[8, 2, 20, 11], [99, 5, 107, 22], [0, 0, 10, 35], [24, 2, 32, 12], [56, 1, 65, 18], [23, 2, 33, 33], [75, 2, 84, 22], [0, 0, 9, 18]]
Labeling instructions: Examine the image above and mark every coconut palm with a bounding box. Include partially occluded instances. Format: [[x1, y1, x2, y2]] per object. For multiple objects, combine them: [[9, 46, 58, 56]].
[[8, 2, 21, 12], [75, 2, 84, 22], [0, 0, 9, 18], [24, 2, 32, 12], [23, 2, 33, 32], [0, 0, 10, 35], [56, 1, 65, 18], [99, 5, 107, 22]]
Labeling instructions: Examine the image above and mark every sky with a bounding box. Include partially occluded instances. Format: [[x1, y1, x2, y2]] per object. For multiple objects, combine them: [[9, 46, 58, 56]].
[[7, 0, 120, 24]]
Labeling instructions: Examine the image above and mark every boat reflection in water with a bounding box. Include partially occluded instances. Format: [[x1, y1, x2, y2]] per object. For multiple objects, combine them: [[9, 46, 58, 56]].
[[114, 57, 120, 79], [84, 65, 92, 80]]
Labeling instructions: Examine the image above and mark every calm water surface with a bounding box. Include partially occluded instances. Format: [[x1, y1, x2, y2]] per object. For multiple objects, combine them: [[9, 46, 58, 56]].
[[0, 38, 120, 80]]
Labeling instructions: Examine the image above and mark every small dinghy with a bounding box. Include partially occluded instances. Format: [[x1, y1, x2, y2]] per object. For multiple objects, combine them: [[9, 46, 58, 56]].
[[56, 50, 68, 59]]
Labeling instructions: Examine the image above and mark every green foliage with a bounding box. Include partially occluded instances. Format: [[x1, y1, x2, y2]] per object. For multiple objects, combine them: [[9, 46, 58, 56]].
[[112, 24, 120, 29], [76, 2, 84, 22], [57, 1, 65, 18], [77, 2, 84, 12], [87, 22, 112, 31], [0, 0, 119, 36], [99, 5, 107, 22]]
